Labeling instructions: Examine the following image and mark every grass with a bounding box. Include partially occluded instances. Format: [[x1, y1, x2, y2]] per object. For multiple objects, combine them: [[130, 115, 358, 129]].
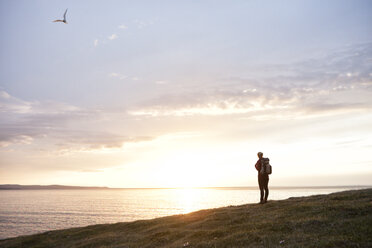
[[1, 188, 371, 247]]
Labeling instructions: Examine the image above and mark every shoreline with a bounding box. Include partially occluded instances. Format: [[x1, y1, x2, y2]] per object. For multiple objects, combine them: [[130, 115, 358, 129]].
[[1, 184, 370, 190]]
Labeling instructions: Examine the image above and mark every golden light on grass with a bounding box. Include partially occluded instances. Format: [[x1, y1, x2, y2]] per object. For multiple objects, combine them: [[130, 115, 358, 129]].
[[176, 188, 200, 214]]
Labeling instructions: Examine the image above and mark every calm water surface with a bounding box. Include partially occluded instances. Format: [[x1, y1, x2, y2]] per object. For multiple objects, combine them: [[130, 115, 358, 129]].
[[0, 187, 364, 239]]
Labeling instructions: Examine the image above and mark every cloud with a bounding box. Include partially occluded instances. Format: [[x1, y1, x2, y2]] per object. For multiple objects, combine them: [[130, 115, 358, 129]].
[[108, 34, 118, 40], [0, 90, 35, 114], [108, 72, 127, 80], [94, 23, 129, 47], [128, 96, 291, 117], [108, 73, 139, 81], [128, 43, 372, 119], [109, 72, 119, 77], [0, 135, 33, 148], [53, 134, 154, 155], [0, 91, 155, 152], [93, 33, 117, 47], [0, 91, 11, 99], [133, 19, 154, 29], [0, 92, 90, 147]]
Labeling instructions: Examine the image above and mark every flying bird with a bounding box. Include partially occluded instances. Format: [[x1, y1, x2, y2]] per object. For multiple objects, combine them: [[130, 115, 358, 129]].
[[53, 9, 68, 24]]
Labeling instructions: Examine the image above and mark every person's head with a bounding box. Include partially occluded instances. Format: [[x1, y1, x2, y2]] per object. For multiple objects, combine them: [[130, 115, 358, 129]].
[[257, 152, 263, 158]]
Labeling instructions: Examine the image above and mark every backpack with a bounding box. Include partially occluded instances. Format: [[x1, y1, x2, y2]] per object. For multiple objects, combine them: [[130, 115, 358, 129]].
[[260, 157, 272, 175]]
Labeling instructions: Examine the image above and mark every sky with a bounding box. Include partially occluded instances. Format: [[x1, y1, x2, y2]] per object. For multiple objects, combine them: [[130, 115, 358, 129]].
[[0, 0, 371, 188]]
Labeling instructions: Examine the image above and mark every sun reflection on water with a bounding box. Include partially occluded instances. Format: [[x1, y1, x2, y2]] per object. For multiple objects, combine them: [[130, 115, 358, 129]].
[[175, 188, 202, 214]]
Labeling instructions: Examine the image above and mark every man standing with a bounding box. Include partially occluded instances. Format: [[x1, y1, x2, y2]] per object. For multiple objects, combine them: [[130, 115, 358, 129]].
[[255, 152, 269, 204]]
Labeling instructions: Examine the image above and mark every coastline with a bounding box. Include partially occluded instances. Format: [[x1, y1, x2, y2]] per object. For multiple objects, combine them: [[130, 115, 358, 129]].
[[1, 184, 369, 190]]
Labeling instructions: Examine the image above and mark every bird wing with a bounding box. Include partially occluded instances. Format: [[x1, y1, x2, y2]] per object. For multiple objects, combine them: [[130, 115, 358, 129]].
[[63, 9, 68, 21]]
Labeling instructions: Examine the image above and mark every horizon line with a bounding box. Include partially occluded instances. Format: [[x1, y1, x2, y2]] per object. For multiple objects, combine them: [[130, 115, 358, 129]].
[[1, 184, 371, 190]]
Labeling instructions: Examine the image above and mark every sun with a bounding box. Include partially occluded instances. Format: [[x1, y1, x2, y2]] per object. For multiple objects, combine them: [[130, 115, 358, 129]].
[[152, 150, 216, 188]]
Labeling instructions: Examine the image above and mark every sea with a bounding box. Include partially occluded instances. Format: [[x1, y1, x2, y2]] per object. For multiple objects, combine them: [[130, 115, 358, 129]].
[[0, 186, 367, 240]]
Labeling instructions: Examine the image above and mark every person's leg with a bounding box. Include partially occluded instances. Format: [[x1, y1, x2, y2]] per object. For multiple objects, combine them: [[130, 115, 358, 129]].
[[258, 175, 264, 203], [264, 176, 269, 202]]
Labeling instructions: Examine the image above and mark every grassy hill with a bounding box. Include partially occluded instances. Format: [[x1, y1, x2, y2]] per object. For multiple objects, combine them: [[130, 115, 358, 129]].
[[1, 188, 371, 248]]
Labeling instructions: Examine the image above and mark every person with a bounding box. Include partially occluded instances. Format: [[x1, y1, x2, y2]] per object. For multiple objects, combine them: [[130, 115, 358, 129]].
[[255, 152, 269, 204]]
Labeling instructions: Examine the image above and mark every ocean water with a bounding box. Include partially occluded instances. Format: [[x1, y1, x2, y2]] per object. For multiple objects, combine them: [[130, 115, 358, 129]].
[[0, 187, 363, 239]]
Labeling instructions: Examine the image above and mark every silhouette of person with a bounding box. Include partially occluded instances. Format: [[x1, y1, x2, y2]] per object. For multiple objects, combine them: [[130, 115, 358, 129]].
[[255, 152, 269, 204]]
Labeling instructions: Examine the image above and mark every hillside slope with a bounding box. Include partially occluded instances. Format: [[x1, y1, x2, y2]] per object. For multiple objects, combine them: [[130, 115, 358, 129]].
[[1, 188, 371, 248]]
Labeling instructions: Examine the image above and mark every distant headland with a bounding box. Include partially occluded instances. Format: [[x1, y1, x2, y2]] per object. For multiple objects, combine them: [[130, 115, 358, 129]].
[[0, 184, 369, 190], [0, 184, 110, 190]]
